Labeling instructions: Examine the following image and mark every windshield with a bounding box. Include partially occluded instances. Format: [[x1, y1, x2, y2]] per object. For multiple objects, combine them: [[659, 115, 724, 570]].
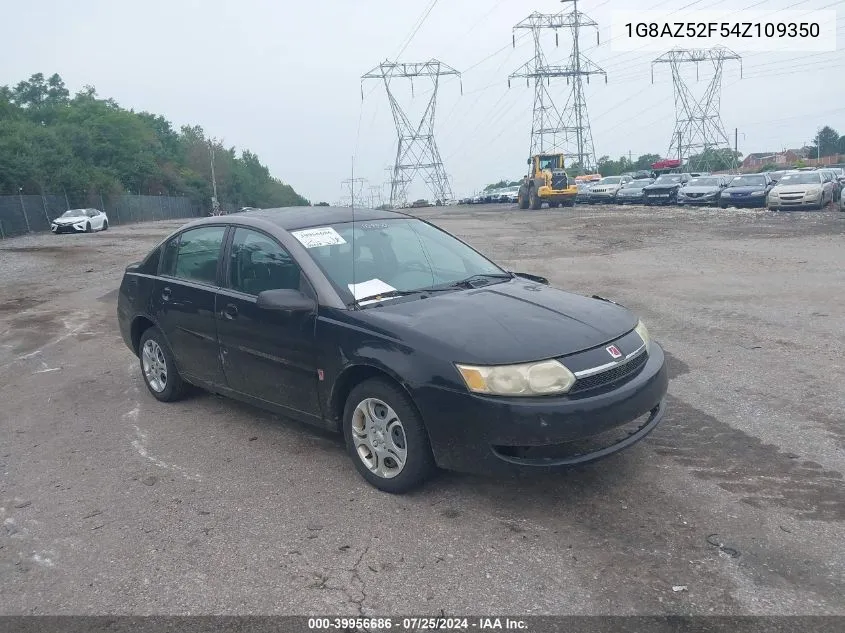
[[687, 178, 721, 186], [655, 175, 682, 183], [729, 175, 767, 187], [295, 218, 508, 305], [600, 177, 621, 184], [60, 209, 86, 218], [777, 172, 822, 185]]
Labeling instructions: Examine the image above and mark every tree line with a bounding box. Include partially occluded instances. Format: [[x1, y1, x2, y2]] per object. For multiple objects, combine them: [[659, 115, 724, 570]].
[[0, 73, 309, 209]]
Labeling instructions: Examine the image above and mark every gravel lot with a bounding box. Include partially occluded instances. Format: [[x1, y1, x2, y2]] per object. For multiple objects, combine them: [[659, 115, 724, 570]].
[[1, 204, 844, 615]]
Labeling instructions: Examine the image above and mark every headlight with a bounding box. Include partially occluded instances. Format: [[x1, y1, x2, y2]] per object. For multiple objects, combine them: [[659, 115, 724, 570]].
[[769, 190, 780, 198], [635, 320, 650, 346], [722, 191, 731, 197], [455, 359, 575, 396], [804, 187, 821, 196], [750, 189, 765, 195]]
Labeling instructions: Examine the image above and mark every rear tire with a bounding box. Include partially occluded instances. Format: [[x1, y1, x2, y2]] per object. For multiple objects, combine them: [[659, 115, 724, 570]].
[[529, 187, 542, 210], [343, 378, 436, 493], [139, 327, 187, 403]]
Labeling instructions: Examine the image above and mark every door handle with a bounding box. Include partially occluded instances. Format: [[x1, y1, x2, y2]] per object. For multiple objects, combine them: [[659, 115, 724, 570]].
[[161, 287, 171, 301], [224, 304, 238, 320]]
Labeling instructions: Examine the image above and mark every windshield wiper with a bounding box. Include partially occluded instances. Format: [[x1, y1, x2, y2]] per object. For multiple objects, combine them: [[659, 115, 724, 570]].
[[447, 272, 514, 289], [353, 286, 456, 307]]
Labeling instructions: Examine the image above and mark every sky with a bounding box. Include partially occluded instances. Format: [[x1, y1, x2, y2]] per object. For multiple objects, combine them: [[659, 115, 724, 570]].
[[1, 0, 843, 203]]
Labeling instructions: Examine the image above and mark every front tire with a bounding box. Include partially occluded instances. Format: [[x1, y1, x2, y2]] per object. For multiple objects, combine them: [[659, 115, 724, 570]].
[[517, 186, 530, 210], [343, 378, 435, 493], [102, 220, 108, 231], [85, 222, 92, 233], [139, 327, 187, 402], [529, 187, 542, 210]]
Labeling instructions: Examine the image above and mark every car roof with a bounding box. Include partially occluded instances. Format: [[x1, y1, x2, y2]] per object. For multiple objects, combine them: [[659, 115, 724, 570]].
[[185, 206, 409, 232]]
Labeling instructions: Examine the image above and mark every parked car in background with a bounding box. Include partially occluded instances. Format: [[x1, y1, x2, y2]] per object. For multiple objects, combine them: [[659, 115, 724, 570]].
[[719, 174, 773, 208], [503, 186, 521, 203], [767, 170, 792, 183], [588, 175, 632, 204], [51, 208, 109, 234], [575, 182, 592, 204], [767, 171, 835, 211], [642, 173, 692, 205], [624, 170, 653, 181], [677, 175, 728, 206], [817, 169, 841, 201], [117, 207, 668, 492], [410, 199, 430, 208], [615, 178, 654, 205]]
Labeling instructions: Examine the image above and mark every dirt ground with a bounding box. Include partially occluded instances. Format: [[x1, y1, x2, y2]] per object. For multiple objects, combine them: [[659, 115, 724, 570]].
[[1, 204, 844, 615]]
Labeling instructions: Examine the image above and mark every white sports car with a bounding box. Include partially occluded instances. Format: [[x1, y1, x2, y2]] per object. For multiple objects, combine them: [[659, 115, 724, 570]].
[[51, 208, 109, 234]]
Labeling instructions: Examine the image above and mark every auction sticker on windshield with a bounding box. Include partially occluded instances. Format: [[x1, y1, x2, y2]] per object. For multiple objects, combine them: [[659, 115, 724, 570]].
[[291, 227, 346, 248]]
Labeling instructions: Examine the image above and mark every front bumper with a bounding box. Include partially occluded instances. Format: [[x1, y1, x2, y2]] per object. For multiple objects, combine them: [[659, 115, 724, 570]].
[[677, 196, 718, 206], [588, 192, 616, 203], [52, 222, 87, 233], [413, 343, 669, 475], [643, 192, 676, 204], [720, 194, 767, 207], [768, 196, 821, 210]]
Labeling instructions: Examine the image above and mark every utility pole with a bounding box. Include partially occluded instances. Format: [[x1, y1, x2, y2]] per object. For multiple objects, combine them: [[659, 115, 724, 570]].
[[735, 127, 738, 169], [209, 139, 221, 215], [362, 60, 462, 208], [508, 0, 606, 172], [652, 47, 741, 172]]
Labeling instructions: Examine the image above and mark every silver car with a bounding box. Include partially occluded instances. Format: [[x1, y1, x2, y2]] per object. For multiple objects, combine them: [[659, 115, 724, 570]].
[[767, 171, 835, 211], [588, 175, 632, 204]]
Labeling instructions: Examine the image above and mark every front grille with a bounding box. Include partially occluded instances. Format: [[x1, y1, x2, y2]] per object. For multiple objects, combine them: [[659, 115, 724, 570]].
[[551, 170, 568, 190], [569, 350, 649, 394]]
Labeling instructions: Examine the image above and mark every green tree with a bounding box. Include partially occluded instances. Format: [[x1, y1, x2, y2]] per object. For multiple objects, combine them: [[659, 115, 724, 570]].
[[0, 73, 308, 208], [686, 148, 741, 172], [809, 126, 840, 158]]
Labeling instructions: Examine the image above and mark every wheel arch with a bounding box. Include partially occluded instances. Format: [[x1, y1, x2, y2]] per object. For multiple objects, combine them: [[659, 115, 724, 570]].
[[329, 363, 421, 432], [130, 315, 157, 356]]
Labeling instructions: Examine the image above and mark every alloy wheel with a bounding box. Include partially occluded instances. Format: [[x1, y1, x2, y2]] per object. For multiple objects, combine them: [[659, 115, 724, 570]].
[[141, 339, 168, 393], [350, 398, 408, 479]]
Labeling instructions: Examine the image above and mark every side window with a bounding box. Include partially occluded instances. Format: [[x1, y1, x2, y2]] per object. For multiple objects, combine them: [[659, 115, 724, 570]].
[[161, 236, 179, 276], [229, 228, 301, 295], [171, 226, 226, 284]]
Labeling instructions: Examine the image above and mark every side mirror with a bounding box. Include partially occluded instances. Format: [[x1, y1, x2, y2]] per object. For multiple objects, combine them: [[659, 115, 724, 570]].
[[256, 288, 315, 312], [512, 272, 550, 285]]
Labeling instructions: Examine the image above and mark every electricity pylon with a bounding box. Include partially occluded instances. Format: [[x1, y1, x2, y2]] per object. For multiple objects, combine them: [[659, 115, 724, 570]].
[[652, 47, 742, 171], [509, 0, 605, 172], [362, 60, 461, 207]]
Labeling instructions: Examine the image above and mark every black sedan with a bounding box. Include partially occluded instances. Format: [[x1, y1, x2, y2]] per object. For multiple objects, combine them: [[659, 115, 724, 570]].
[[642, 173, 691, 205], [615, 178, 654, 204], [117, 207, 668, 492], [719, 173, 773, 208]]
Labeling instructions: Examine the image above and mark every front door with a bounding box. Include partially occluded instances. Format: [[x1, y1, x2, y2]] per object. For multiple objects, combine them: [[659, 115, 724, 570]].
[[150, 225, 227, 386], [216, 227, 321, 418]]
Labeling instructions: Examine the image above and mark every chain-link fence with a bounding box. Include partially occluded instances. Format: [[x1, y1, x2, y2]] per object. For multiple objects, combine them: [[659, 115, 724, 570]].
[[0, 193, 203, 239]]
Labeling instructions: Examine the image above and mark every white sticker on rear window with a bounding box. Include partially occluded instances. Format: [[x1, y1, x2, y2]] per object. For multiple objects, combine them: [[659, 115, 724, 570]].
[[291, 227, 347, 248]]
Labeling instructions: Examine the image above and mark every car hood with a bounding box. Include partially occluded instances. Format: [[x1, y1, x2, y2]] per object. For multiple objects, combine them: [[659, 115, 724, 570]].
[[359, 279, 637, 365], [680, 186, 719, 194], [644, 182, 681, 190], [772, 185, 815, 194], [724, 185, 766, 194], [618, 187, 644, 194], [55, 216, 87, 223]]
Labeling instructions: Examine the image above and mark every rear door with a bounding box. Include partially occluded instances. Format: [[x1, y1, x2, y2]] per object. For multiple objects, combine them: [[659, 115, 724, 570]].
[[216, 226, 321, 417], [150, 225, 228, 387]]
